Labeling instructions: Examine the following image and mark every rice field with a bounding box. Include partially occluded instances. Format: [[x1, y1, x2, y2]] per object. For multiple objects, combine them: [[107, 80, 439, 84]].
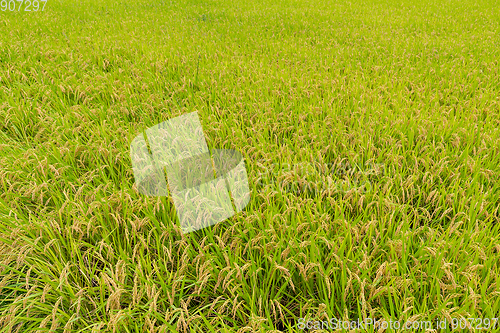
[[1, 0, 500, 332]]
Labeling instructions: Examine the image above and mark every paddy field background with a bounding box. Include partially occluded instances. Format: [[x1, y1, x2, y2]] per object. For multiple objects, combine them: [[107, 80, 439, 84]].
[[1, 0, 500, 331]]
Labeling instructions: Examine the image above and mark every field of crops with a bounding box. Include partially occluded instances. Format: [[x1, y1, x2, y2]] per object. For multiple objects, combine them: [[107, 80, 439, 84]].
[[1, 0, 500, 331]]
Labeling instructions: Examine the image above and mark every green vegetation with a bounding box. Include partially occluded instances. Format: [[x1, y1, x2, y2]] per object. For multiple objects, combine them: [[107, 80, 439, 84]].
[[1, 0, 500, 331]]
